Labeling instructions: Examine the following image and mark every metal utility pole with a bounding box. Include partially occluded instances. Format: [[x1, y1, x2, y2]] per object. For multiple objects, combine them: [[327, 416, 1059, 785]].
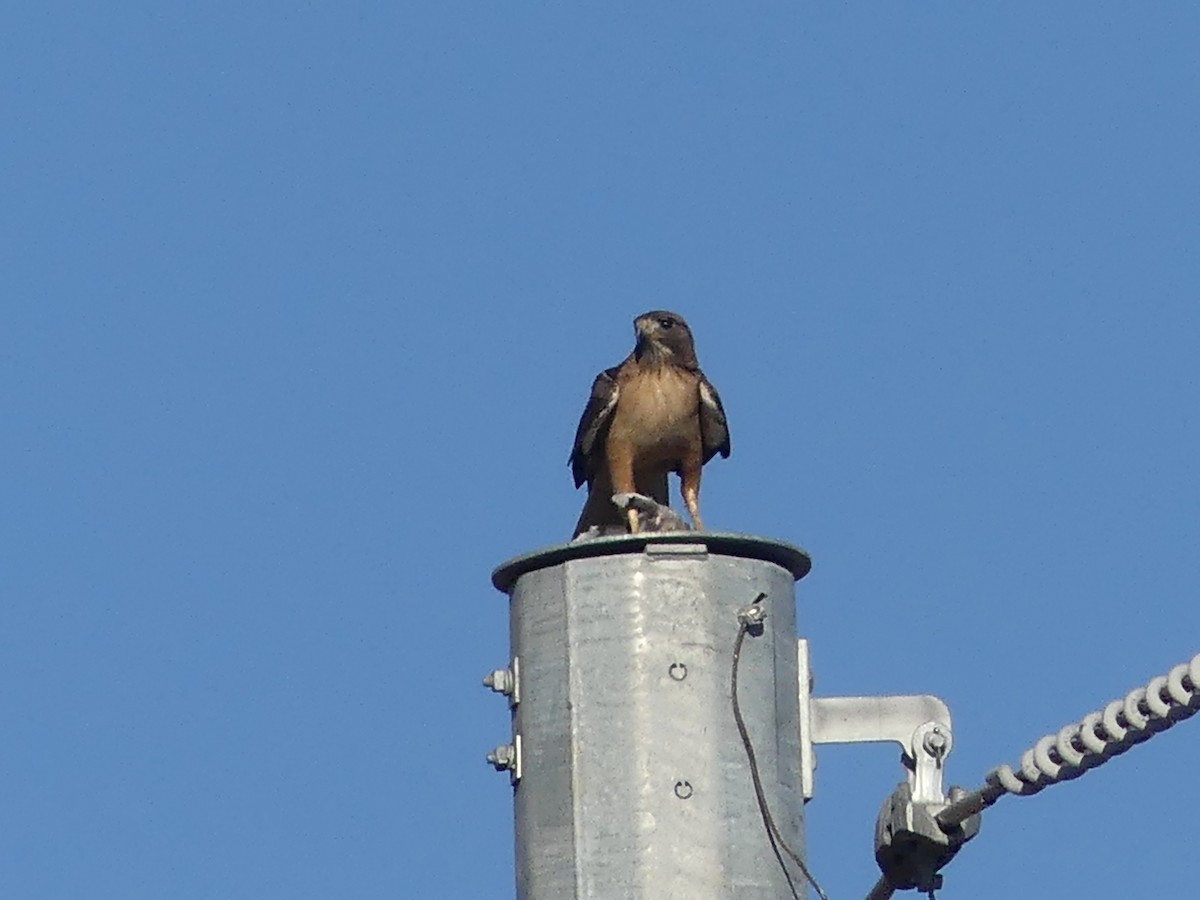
[[485, 530, 1200, 898], [485, 532, 813, 899]]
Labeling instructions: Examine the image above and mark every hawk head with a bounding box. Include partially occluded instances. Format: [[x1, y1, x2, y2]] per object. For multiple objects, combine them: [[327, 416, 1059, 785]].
[[633, 310, 699, 368]]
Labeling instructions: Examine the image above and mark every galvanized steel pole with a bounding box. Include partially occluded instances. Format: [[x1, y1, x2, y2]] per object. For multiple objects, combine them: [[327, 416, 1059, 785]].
[[488, 532, 813, 900]]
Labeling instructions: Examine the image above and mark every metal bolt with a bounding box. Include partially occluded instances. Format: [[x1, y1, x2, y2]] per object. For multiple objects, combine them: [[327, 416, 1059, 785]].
[[738, 605, 765, 627], [483, 668, 514, 696], [673, 780, 694, 800], [737, 593, 768, 633], [487, 744, 516, 772], [923, 728, 948, 760], [668, 663, 688, 681]]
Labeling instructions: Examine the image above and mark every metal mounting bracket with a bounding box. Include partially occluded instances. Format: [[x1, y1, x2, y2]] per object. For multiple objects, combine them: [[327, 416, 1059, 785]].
[[798, 639, 981, 897], [798, 638, 952, 801]]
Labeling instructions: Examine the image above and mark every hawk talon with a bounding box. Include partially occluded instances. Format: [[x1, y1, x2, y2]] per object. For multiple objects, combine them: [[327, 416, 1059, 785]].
[[612, 492, 691, 535]]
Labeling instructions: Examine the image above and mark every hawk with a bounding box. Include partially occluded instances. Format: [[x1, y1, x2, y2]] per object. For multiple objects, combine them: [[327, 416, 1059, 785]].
[[569, 311, 731, 537]]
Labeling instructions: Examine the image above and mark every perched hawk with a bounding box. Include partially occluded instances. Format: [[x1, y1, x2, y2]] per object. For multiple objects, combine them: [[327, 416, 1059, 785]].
[[570, 311, 730, 537]]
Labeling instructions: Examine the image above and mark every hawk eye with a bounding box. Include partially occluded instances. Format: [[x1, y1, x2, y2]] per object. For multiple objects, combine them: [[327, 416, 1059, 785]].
[[658, 317, 675, 329]]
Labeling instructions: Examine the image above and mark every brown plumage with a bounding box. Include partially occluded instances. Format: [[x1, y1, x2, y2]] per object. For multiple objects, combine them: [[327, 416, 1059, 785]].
[[569, 311, 730, 537]]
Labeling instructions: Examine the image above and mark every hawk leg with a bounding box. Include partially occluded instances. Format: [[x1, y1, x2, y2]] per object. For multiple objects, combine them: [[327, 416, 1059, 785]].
[[606, 440, 641, 535], [681, 459, 704, 531]]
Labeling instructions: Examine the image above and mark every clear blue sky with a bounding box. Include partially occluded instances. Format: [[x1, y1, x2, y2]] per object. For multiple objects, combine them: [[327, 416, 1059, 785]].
[[4, 4, 1197, 898]]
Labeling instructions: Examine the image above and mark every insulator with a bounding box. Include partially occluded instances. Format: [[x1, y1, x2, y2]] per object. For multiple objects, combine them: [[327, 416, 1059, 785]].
[[1145, 676, 1171, 718], [1055, 724, 1084, 767], [983, 651, 1200, 799], [1077, 712, 1106, 755], [1167, 664, 1191, 706], [1101, 699, 1127, 743]]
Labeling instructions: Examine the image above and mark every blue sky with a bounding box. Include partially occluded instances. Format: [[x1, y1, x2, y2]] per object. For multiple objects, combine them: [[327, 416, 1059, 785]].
[[3, 4, 1198, 898]]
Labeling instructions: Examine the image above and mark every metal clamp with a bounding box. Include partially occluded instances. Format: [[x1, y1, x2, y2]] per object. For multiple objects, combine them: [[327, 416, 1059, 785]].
[[871, 781, 980, 897]]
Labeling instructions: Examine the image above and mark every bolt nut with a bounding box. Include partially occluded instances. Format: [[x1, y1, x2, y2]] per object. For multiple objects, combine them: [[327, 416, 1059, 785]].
[[923, 728, 949, 759], [738, 605, 766, 627], [487, 744, 516, 772], [483, 668, 514, 696]]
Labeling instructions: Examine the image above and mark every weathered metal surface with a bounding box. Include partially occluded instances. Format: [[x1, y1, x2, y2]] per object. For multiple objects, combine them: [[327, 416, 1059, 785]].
[[491, 533, 812, 900]]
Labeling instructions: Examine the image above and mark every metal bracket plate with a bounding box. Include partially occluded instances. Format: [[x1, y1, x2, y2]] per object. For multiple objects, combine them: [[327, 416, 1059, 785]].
[[799, 638, 953, 802]]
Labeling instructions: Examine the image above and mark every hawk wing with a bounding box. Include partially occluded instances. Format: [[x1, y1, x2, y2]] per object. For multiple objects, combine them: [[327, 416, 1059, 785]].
[[569, 365, 622, 488], [698, 373, 731, 464]]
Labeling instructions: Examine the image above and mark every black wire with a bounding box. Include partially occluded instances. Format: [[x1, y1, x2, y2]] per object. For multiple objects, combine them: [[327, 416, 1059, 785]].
[[732, 597, 830, 900], [733, 623, 802, 900]]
